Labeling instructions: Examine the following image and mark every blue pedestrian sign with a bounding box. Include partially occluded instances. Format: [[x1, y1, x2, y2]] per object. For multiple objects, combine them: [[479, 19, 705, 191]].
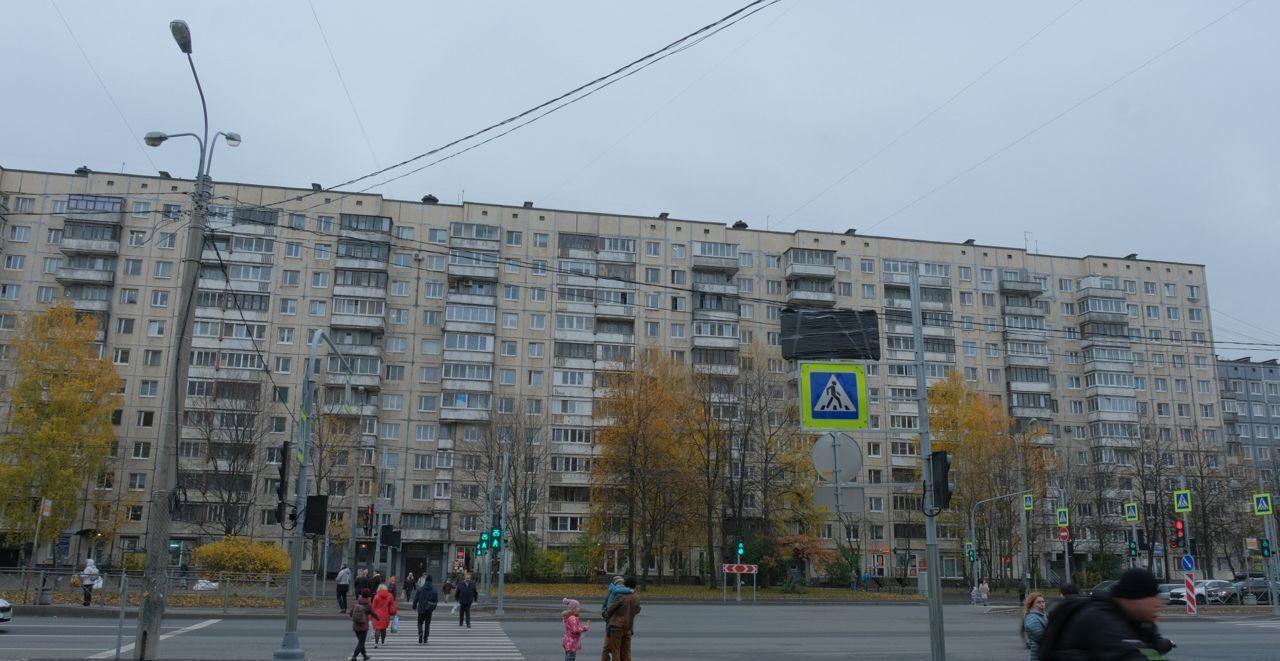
[[1255, 493, 1273, 516], [1124, 502, 1139, 522], [1023, 494, 1034, 511], [1180, 555, 1195, 572], [1174, 490, 1192, 513], [1056, 508, 1070, 527], [798, 362, 868, 430]]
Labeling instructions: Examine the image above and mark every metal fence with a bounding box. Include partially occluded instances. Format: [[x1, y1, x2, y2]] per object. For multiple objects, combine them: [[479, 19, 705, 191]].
[[0, 568, 326, 609]]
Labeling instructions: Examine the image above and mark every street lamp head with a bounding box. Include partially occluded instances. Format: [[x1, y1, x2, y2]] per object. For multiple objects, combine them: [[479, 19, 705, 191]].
[[170, 20, 193, 54], [144, 131, 168, 147], [222, 132, 242, 147]]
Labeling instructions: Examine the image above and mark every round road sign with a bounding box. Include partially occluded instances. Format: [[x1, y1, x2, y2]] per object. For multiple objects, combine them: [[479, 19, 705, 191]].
[[1058, 527, 1070, 541], [811, 432, 863, 481]]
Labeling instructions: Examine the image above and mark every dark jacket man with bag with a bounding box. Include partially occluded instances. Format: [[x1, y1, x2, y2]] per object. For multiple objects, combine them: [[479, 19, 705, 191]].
[[1038, 568, 1174, 660], [411, 575, 439, 645], [601, 576, 641, 661]]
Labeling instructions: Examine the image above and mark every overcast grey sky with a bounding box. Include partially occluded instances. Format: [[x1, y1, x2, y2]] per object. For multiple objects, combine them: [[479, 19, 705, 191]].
[[3, 0, 1276, 358]]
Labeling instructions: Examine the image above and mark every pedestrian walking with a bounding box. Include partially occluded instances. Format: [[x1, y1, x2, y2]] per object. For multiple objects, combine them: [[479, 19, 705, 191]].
[[349, 589, 378, 661], [560, 598, 590, 661], [80, 558, 101, 607], [978, 579, 990, 606], [370, 584, 397, 647], [353, 568, 370, 598], [1038, 568, 1174, 659], [1021, 592, 1047, 660], [455, 571, 477, 628], [336, 564, 352, 613], [404, 571, 415, 601], [388, 575, 397, 602], [601, 577, 640, 661], [442, 576, 455, 604], [412, 574, 439, 645]]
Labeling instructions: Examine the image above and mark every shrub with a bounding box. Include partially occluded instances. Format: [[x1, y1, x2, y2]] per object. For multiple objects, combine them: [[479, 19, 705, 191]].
[[191, 537, 289, 578]]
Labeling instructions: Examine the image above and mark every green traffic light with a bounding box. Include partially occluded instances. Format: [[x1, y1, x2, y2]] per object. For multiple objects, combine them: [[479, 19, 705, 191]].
[[1263, 539, 1272, 558]]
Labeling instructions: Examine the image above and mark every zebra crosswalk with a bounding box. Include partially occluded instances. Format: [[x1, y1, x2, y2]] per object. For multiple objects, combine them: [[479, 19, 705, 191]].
[[335, 620, 525, 660], [1219, 618, 1280, 631]]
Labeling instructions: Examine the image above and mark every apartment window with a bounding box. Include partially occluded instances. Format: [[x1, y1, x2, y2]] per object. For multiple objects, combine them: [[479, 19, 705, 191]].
[[311, 271, 329, 288], [3, 255, 24, 271], [8, 226, 30, 242], [157, 232, 176, 248], [143, 350, 163, 367], [150, 290, 169, 307], [154, 261, 173, 278], [139, 380, 159, 397], [147, 320, 166, 337], [860, 258, 874, 273], [862, 284, 876, 299]]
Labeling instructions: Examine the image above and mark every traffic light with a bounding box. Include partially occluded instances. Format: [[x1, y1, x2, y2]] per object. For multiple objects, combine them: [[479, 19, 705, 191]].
[[928, 452, 953, 509], [1174, 520, 1185, 548], [491, 527, 502, 551], [736, 539, 745, 557], [966, 546, 975, 562], [1128, 540, 1138, 557], [479, 531, 489, 556], [363, 504, 374, 536], [1262, 538, 1272, 558], [275, 441, 290, 524]]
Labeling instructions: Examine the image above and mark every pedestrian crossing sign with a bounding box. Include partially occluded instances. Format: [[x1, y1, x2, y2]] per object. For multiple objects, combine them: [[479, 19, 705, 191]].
[[1023, 494, 1034, 511], [1174, 489, 1192, 513], [1056, 508, 1070, 527], [1255, 493, 1273, 516], [1124, 502, 1139, 522], [799, 362, 868, 430]]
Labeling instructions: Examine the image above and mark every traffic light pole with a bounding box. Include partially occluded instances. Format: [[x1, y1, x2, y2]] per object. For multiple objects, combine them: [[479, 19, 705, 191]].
[[1059, 484, 1071, 586], [495, 450, 510, 616], [968, 491, 1032, 587], [910, 267, 945, 661]]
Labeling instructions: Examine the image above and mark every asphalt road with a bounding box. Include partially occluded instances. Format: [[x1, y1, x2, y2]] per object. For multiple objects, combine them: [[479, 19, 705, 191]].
[[1, 603, 1278, 660]]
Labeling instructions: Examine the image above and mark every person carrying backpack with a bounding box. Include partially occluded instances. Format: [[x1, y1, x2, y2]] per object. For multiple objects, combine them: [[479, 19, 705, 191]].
[[349, 588, 379, 661], [1037, 568, 1174, 660], [412, 574, 439, 645]]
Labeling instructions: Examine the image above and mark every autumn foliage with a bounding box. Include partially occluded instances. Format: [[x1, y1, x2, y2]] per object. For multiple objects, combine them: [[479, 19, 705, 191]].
[[191, 536, 290, 577]]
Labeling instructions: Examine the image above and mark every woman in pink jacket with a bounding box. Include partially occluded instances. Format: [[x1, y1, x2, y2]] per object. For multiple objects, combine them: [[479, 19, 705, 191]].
[[560, 597, 591, 661], [370, 584, 398, 647]]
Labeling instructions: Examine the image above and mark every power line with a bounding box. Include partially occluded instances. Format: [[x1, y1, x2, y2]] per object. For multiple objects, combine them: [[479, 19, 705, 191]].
[[773, 0, 1086, 231], [861, 0, 1255, 234]]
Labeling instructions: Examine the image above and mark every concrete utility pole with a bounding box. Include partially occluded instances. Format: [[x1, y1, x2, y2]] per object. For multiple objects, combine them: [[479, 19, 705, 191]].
[[495, 450, 510, 616], [909, 266, 945, 661], [1059, 484, 1071, 586], [136, 19, 240, 660]]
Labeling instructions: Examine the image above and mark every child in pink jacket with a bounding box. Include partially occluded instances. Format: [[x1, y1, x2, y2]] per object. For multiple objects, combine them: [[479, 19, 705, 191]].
[[560, 597, 591, 661]]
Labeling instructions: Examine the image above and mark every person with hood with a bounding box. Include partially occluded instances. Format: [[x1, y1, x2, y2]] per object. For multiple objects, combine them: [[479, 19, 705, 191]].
[[80, 558, 101, 607], [1038, 567, 1174, 660], [411, 573, 439, 644], [1021, 592, 1047, 660], [336, 563, 352, 613], [560, 597, 590, 661], [370, 584, 398, 647], [349, 588, 378, 661]]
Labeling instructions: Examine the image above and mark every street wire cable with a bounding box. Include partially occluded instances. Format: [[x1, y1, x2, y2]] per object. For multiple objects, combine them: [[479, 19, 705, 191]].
[[860, 0, 1255, 234], [48, 0, 160, 175], [252, 0, 782, 212], [772, 0, 1086, 231]]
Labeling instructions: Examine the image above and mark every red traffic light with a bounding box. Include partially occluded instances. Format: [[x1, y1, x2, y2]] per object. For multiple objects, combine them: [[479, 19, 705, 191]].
[[1174, 520, 1184, 532], [456, 550, 464, 558]]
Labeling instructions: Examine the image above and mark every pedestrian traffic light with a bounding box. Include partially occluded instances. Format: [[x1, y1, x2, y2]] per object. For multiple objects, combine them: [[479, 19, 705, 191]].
[[737, 539, 745, 557], [491, 527, 501, 551], [928, 451, 953, 509], [1128, 540, 1138, 557], [967, 547, 975, 562], [479, 531, 489, 553], [1262, 538, 1272, 558]]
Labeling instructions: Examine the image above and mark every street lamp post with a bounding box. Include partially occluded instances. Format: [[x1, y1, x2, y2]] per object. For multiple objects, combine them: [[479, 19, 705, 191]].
[[135, 20, 238, 660]]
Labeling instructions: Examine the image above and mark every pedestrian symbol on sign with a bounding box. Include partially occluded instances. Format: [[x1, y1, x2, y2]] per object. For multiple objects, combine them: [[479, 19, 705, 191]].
[[1056, 508, 1069, 527], [1124, 502, 1139, 522], [815, 375, 854, 412], [798, 362, 868, 430], [1255, 493, 1273, 516], [1022, 494, 1033, 511], [1174, 490, 1192, 513]]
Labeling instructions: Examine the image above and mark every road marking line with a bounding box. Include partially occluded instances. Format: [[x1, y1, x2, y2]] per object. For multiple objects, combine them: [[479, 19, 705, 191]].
[[87, 618, 221, 659]]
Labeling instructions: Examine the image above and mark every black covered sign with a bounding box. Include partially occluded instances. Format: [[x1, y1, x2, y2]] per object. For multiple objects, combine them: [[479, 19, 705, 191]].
[[780, 308, 880, 361]]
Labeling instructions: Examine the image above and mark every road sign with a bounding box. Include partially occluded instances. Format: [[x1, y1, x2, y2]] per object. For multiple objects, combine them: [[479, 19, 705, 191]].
[[1056, 508, 1070, 527], [722, 564, 758, 574], [1124, 502, 1139, 522], [1174, 489, 1192, 513], [811, 432, 863, 480], [1254, 493, 1273, 516], [1185, 573, 1196, 615], [1023, 494, 1034, 511], [813, 485, 865, 514], [798, 362, 868, 430], [1058, 527, 1070, 541], [1181, 554, 1195, 572]]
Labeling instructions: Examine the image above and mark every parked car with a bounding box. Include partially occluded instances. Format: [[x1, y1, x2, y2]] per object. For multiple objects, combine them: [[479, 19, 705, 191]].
[[1087, 579, 1118, 596], [1206, 581, 1243, 604], [1170, 579, 1237, 605], [1156, 583, 1182, 603], [1232, 578, 1280, 604], [0, 597, 10, 625]]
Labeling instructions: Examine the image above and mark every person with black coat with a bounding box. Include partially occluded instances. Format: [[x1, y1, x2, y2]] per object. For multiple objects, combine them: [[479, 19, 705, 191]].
[[411, 574, 439, 645], [1038, 568, 1174, 660], [454, 571, 477, 628]]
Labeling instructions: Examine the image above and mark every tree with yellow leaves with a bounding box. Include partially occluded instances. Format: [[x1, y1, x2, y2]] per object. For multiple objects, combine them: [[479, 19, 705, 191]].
[[0, 305, 122, 564]]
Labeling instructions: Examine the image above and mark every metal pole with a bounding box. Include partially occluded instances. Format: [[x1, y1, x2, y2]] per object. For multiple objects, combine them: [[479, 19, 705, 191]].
[[273, 330, 322, 660], [114, 572, 129, 660], [910, 266, 945, 661], [1018, 441, 1031, 586], [1060, 485, 1071, 586], [969, 506, 977, 588], [137, 135, 208, 660], [495, 450, 510, 616], [374, 448, 386, 578], [482, 470, 496, 600]]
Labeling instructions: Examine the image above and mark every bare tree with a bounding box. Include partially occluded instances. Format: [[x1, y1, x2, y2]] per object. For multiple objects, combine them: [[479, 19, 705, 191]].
[[178, 384, 277, 537], [307, 413, 361, 570]]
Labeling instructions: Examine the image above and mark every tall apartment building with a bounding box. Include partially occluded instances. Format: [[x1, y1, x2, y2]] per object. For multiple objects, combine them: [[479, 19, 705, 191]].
[[0, 165, 1231, 580], [1218, 357, 1280, 486]]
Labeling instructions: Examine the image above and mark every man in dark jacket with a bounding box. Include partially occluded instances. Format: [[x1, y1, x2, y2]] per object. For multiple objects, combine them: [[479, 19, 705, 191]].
[[454, 571, 477, 628], [411, 574, 439, 645], [602, 576, 641, 661], [1040, 568, 1174, 660]]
